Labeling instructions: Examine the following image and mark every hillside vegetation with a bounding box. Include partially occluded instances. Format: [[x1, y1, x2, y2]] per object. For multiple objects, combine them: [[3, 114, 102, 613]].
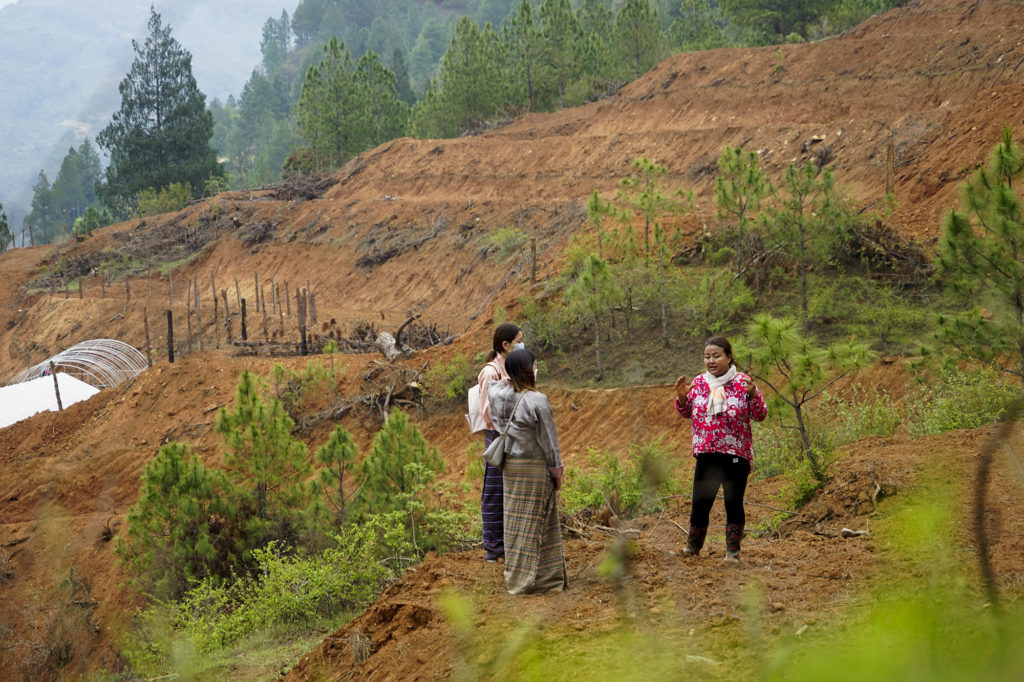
[[1, 0, 1024, 679]]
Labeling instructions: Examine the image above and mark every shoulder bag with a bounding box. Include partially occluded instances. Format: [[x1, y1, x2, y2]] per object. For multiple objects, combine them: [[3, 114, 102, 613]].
[[481, 389, 528, 469]]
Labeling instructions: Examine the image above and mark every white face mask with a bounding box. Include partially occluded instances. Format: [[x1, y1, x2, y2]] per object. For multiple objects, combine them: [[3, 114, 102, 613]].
[[513, 342, 525, 350]]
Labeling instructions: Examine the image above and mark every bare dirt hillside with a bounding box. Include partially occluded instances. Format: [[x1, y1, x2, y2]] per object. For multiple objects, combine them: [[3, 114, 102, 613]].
[[1, 0, 1023, 678]]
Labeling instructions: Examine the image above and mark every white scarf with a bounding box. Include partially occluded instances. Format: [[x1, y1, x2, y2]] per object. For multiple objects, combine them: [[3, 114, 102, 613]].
[[703, 365, 737, 416]]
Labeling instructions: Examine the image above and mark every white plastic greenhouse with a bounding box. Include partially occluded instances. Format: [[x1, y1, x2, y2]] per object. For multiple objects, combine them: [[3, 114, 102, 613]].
[[1, 339, 148, 429]]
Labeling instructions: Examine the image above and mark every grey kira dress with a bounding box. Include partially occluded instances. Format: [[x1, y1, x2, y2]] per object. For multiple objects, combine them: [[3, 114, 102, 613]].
[[487, 382, 567, 595]]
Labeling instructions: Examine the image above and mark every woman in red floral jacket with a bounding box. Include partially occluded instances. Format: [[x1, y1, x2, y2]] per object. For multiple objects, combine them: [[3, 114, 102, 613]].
[[674, 336, 767, 563]]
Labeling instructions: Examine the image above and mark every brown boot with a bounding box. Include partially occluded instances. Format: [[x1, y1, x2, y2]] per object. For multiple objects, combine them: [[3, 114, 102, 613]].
[[724, 523, 743, 563], [683, 525, 707, 557]]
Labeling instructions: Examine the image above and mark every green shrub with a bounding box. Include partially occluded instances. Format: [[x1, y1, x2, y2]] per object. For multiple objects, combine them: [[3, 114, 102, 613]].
[[562, 439, 683, 518], [905, 366, 1017, 436], [820, 386, 902, 444], [424, 353, 474, 402], [484, 227, 529, 263], [173, 523, 409, 652], [136, 182, 192, 216]]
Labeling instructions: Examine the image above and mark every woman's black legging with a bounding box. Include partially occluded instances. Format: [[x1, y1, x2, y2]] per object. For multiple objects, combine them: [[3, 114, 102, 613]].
[[689, 452, 751, 527]]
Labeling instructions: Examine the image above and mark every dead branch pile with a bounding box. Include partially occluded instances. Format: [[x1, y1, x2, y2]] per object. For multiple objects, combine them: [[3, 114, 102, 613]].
[[266, 174, 339, 201], [298, 360, 425, 430]]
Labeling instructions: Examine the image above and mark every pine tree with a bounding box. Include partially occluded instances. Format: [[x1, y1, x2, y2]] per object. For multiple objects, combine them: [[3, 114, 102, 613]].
[[26, 170, 57, 244], [260, 10, 291, 74], [215, 370, 312, 547], [538, 0, 582, 109], [739, 314, 876, 481], [613, 0, 664, 80], [669, 0, 728, 51], [617, 156, 683, 260], [937, 125, 1024, 390], [50, 139, 104, 229], [762, 160, 843, 317], [358, 409, 443, 514], [295, 37, 360, 171], [96, 7, 222, 216], [505, 0, 542, 110], [312, 425, 359, 527], [564, 252, 621, 379], [577, 0, 615, 44], [117, 442, 238, 599], [0, 203, 11, 252], [714, 145, 773, 272], [352, 50, 410, 150], [390, 48, 416, 105]]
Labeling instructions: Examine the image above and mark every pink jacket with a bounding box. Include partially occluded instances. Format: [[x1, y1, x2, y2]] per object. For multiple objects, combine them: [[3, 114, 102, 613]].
[[675, 372, 767, 461], [477, 356, 511, 431]]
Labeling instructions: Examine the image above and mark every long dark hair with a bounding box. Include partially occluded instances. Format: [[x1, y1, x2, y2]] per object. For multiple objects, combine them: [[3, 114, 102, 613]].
[[505, 348, 536, 391], [705, 335, 734, 365], [486, 322, 521, 361]]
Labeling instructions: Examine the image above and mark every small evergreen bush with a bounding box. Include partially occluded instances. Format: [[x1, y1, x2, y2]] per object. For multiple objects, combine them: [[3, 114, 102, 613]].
[[562, 439, 683, 518]]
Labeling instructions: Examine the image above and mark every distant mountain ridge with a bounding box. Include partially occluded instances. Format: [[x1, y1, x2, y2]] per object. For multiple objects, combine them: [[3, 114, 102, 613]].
[[0, 0, 290, 228]]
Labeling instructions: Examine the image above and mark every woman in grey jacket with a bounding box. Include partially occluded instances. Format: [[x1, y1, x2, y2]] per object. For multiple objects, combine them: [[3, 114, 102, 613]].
[[487, 348, 567, 595]]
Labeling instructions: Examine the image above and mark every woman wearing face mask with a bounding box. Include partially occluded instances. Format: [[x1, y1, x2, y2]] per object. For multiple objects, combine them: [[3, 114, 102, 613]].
[[674, 336, 766, 563], [488, 348, 567, 594], [476, 323, 523, 562]]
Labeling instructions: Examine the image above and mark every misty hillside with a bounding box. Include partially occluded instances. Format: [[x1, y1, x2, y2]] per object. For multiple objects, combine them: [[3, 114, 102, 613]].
[[0, 0, 289, 223]]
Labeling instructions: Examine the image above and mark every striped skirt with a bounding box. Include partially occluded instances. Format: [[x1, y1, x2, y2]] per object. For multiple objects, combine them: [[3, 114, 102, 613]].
[[503, 454, 567, 595], [481, 430, 504, 561]]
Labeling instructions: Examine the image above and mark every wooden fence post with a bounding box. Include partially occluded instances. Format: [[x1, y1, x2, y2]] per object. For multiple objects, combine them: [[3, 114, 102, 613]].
[[222, 289, 232, 342], [194, 274, 203, 351], [284, 280, 291, 316], [211, 269, 219, 349], [297, 288, 308, 356], [261, 285, 269, 339], [144, 306, 152, 368], [50, 361, 63, 411], [166, 310, 175, 363], [531, 237, 537, 284], [240, 299, 247, 341], [886, 140, 895, 196]]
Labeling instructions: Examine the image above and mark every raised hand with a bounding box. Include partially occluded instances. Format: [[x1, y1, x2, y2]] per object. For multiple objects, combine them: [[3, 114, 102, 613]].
[[740, 376, 757, 398], [675, 375, 695, 401]]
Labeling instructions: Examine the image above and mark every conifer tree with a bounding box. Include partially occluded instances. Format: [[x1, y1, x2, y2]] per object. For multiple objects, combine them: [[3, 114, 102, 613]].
[[617, 156, 683, 260], [739, 314, 875, 481], [577, 0, 615, 44], [260, 10, 291, 74], [613, 0, 664, 80], [97, 7, 221, 216], [390, 48, 416, 105], [352, 50, 410, 149], [669, 0, 728, 51], [538, 0, 583, 109], [564, 252, 621, 379], [358, 409, 443, 514], [215, 370, 312, 547], [26, 170, 57, 244], [295, 37, 359, 170], [715, 146, 771, 242], [312, 425, 359, 527], [504, 0, 542, 109], [762, 160, 842, 317], [117, 442, 237, 598], [937, 125, 1024, 389], [0, 203, 11, 252]]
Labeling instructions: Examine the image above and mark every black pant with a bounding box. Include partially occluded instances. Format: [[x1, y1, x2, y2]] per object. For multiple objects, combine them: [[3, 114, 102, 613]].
[[689, 452, 750, 527]]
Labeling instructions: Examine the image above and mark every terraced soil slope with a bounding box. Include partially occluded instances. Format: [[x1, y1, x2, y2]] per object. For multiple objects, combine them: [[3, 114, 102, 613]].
[[1, 0, 1023, 678]]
